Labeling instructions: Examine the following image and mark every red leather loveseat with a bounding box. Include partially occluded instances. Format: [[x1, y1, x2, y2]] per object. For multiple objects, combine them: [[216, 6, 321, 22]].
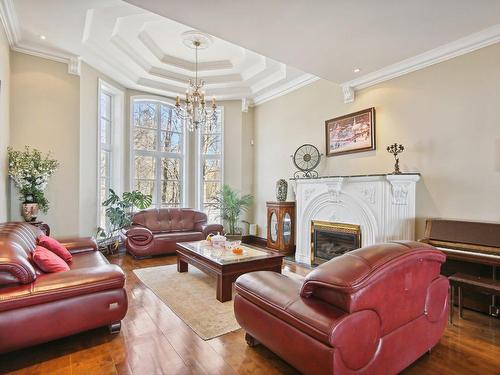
[[0, 222, 128, 353], [122, 208, 223, 258], [234, 241, 449, 375]]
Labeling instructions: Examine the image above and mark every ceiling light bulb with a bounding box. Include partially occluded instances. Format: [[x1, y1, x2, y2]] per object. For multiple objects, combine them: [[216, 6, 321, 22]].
[[40, 35, 46, 40], [353, 68, 361, 73]]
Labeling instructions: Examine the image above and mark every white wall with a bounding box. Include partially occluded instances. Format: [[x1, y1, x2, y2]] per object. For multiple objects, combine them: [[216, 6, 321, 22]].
[[0, 26, 10, 222], [253, 43, 500, 239]]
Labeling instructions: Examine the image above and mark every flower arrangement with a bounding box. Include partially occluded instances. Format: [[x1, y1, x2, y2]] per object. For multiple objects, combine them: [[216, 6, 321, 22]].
[[8, 146, 59, 213]]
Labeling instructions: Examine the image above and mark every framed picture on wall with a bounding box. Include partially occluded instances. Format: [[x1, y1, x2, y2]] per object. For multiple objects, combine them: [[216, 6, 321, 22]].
[[325, 107, 376, 157]]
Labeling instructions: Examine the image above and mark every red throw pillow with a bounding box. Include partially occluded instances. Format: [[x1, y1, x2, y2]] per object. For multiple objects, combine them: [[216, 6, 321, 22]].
[[32, 246, 70, 273], [37, 235, 72, 263]]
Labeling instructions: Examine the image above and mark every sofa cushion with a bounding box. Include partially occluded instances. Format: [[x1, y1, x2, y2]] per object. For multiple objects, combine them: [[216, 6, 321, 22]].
[[154, 231, 204, 243], [32, 246, 70, 273], [37, 235, 72, 262], [69, 250, 110, 270], [235, 271, 346, 346], [0, 263, 126, 312], [131, 208, 207, 233]]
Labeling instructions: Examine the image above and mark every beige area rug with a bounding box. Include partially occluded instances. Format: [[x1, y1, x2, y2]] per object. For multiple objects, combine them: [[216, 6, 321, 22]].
[[134, 264, 303, 340]]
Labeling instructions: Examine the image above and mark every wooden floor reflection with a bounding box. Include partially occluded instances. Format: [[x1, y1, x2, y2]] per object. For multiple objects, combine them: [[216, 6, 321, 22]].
[[0, 252, 498, 375]]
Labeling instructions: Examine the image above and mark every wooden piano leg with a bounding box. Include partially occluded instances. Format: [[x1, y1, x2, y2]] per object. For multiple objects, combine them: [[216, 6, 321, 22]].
[[458, 286, 463, 319]]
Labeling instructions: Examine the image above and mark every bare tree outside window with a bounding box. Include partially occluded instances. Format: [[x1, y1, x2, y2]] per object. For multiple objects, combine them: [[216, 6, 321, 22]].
[[200, 110, 223, 223], [132, 100, 183, 208]]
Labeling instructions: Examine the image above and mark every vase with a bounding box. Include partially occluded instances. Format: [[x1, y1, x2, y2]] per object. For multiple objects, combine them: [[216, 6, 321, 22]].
[[22, 203, 39, 222], [276, 179, 288, 202]]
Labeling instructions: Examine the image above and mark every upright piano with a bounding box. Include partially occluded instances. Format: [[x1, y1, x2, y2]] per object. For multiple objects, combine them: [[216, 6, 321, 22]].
[[420, 218, 500, 317]]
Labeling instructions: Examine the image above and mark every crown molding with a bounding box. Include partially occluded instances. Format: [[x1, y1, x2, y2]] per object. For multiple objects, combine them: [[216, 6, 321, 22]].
[[340, 22, 500, 103], [0, 0, 19, 46], [252, 74, 319, 106]]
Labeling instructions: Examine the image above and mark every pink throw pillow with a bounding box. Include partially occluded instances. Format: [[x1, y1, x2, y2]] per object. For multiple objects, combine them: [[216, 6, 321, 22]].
[[32, 246, 70, 273], [37, 235, 72, 263]]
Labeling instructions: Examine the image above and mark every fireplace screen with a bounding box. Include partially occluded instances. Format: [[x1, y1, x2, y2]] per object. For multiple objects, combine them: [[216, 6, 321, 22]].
[[311, 221, 361, 264]]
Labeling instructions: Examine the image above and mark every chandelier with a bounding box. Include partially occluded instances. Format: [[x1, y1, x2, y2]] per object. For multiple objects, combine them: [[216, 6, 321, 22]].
[[175, 32, 217, 132]]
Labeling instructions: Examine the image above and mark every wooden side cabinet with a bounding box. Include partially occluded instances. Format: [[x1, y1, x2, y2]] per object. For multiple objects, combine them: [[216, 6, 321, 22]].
[[266, 201, 295, 255]]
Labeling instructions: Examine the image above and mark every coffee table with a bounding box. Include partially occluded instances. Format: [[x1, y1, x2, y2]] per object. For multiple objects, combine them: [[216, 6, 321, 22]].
[[176, 241, 285, 302]]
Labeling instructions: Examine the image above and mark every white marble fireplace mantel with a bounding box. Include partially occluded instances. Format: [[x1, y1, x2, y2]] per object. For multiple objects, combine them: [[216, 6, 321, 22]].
[[291, 173, 420, 265]]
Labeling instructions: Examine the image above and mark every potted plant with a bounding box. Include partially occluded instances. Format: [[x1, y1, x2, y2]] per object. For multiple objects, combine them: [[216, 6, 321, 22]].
[[8, 146, 59, 222], [209, 184, 254, 240], [96, 189, 152, 254]]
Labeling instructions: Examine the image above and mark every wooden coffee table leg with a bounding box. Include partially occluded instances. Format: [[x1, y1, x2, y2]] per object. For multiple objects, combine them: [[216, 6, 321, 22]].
[[177, 257, 188, 273], [216, 274, 232, 302]]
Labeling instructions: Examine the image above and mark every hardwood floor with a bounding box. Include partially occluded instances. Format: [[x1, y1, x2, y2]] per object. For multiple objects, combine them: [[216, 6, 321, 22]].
[[0, 252, 499, 375]]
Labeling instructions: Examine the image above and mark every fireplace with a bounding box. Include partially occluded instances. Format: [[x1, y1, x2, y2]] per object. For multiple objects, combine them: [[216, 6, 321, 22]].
[[311, 220, 361, 265]]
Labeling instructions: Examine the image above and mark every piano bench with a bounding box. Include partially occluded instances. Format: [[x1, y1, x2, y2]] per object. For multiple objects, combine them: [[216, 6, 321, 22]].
[[449, 273, 500, 323]]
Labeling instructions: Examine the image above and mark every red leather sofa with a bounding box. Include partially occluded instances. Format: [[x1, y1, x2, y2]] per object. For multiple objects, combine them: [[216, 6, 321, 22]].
[[122, 208, 223, 258], [0, 222, 128, 354], [234, 241, 449, 375]]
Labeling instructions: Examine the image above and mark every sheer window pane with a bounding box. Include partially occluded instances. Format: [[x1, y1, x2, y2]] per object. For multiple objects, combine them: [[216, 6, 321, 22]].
[[160, 104, 181, 132], [204, 181, 221, 203], [134, 128, 157, 151], [100, 93, 111, 120], [134, 179, 155, 200], [100, 150, 111, 178], [202, 134, 222, 155], [203, 204, 220, 224], [161, 131, 182, 153], [134, 102, 157, 128], [203, 159, 221, 181], [161, 158, 181, 181], [135, 155, 156, 180], [100, 119, 111, 144], [161, 180, 181, 206]]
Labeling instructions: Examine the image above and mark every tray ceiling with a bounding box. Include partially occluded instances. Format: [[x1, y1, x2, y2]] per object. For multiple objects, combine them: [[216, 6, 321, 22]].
[[2, 0, 315, 105]]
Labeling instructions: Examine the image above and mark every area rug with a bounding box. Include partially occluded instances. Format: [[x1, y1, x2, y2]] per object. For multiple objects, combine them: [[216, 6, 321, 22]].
[[133, 264, 303, 340]]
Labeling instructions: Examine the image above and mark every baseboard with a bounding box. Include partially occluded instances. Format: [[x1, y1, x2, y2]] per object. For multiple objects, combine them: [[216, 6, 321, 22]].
[[241, 235, 267, 248]]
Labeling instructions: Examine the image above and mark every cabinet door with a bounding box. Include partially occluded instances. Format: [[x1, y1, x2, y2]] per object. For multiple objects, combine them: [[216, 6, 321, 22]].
[[282, 211, 292, 247], [269, 210, 279, 245]]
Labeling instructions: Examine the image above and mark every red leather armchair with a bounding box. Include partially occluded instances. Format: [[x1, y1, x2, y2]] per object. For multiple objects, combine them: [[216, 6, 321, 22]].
[[234, 241, 449, 375], [122, 208, 223, 258], [0, 222, 128, 354]]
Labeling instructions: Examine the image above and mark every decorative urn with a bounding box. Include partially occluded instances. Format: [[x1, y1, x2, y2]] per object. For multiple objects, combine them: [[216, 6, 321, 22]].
[[276, 179, 288, 202]]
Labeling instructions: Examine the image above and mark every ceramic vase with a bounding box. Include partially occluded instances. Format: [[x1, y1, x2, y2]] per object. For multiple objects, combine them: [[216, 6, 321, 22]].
[[276, 179, 288, 202], [22, 203, 39, 222]]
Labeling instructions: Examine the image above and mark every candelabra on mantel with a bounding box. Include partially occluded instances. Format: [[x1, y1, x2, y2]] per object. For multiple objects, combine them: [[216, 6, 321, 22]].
[[175, 31, 218, 132], [387, 143, 405, 174]]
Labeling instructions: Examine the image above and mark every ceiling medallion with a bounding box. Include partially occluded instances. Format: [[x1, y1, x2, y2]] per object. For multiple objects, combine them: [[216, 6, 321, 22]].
[[175, 31, 217, 132]]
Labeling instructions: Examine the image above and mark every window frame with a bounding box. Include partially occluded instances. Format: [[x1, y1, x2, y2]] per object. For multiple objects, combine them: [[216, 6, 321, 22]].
[[195, 106, 224, 220], [129, 95, 187, 208], [97, 79, 124, 229]]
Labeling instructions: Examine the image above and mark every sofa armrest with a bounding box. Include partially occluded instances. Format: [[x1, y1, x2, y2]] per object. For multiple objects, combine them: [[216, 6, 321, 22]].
[[124, 226, 154, 246], [201, 223, 224, 237], [57, 237, 97, 254]]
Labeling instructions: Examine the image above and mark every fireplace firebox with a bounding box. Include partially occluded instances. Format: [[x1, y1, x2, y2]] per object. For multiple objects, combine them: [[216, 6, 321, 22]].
[[310, 221, 361, 265]]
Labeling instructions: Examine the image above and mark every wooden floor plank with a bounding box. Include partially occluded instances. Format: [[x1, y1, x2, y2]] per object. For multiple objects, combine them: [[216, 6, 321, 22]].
[[0, 252, 498, 375]]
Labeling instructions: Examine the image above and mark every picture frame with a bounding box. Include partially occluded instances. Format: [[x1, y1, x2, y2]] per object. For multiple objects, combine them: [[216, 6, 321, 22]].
[[325, 107, 376, 157]]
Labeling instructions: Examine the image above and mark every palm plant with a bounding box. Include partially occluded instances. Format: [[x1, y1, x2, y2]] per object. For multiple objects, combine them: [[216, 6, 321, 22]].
[[209, 185, 254, 235]]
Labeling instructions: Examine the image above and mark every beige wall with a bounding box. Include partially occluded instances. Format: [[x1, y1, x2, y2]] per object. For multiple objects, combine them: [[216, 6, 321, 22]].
[[253, 43, 500, 239], [10, 52, 80, 236], [0, 26, 10, 222]]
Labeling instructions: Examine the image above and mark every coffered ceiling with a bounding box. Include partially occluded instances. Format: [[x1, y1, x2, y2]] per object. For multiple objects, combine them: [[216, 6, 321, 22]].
[[0, 0, 315, 106], [125, 0, 500, 102]]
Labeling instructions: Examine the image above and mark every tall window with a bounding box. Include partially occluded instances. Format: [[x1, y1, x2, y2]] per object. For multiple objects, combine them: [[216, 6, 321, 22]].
[[98, 91, 112, 228], [97, 80, 124, 229], [198, 109, 224, 222], [131, 99, 185, 207]]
